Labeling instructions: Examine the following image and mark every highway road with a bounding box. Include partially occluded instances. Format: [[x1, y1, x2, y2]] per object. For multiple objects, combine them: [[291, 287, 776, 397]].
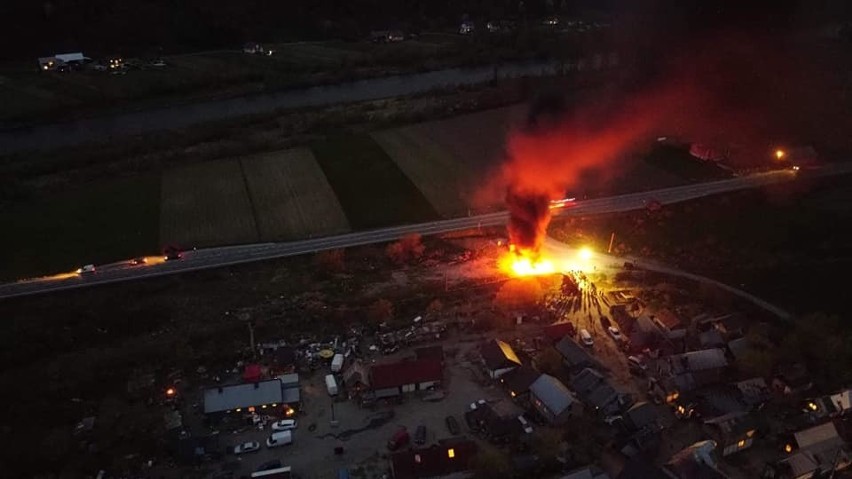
[[1, 165, 849, 300]]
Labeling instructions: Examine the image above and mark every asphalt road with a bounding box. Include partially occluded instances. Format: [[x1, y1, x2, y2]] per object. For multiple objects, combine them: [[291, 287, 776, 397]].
[[1, 165, 848, 300]]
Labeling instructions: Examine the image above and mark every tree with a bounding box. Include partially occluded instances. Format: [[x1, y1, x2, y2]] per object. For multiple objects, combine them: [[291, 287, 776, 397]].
[[494, 278, 544, 312], [368, 299, 394, 324], [532, 427, 564, 462], [315, 249, 345, 273], [470, 445, 511, 479], [534, 347, 563, 377], [386, 234, 426, 265]]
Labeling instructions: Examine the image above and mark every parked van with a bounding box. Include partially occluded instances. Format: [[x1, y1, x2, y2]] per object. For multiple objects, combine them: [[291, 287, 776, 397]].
[[325, 374, 339, 396], [265, 430, 292, 448], [579, 329, 594, 347]]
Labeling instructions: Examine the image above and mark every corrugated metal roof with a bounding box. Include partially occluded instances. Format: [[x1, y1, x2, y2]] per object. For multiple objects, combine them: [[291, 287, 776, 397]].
[[530, 374, 576, 415], [203, 380, 283, 414], [795, 422, 842, 450], [555, 337, 595, 367]]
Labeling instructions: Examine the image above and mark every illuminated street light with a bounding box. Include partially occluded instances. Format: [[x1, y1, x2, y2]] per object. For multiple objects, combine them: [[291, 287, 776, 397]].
[[775, 149, 786, 160], [165, 387, 176, 397]]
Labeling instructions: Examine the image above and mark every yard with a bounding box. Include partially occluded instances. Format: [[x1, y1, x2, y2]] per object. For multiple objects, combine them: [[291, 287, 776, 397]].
[[240, 148, 350, 240], [0, 174, 160, 280], [160, 159, 259, 247], [311, 134, 440, 229]]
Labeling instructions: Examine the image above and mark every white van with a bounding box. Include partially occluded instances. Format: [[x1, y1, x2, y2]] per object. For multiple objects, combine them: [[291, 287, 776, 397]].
[[266, 430, 292, 448], [579, 329, 594, 347]]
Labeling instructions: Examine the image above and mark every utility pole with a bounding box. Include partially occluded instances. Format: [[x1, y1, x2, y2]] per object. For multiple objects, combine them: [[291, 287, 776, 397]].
[[608, 232, 615, 254]]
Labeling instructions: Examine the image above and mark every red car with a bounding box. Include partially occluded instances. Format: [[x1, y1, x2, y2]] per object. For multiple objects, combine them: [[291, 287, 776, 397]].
[[387, 428, 410, 450]]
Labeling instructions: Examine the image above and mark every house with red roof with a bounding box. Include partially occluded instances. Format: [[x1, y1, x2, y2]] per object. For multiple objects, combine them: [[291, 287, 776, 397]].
[[370, 358, 443, 398]]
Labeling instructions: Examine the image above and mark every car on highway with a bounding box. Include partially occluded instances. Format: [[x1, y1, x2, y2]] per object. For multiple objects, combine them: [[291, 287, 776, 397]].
[[163, 246, 182, 261], [445, 415, 460, 435], [414, 425, 427, 445], [549, 197, 576, 209], [271, 419, 297, 431], [130, 257, 147, 266], [76, 264, 96, 275], [607, 326, 623, 343], [232, 441, 261, 454], [579, 329, 594, 347]]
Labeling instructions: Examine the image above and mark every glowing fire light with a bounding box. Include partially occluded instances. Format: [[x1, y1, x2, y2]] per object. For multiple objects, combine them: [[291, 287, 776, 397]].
[[775, 149, 786, 160], [166, 387, 176, 396], [499, 245, 555, 277], [578, 247, 593, 261]]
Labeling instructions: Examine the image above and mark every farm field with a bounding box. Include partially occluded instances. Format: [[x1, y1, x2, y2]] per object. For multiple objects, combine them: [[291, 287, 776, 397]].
[[371, 128, 470, 217], [311, 134, 440, 229], [160, 159, 259, 248], [0, 175, 160, 280], [240, 148, 350, 240]]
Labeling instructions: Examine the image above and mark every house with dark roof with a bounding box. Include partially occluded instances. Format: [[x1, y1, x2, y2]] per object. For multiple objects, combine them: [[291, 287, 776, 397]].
[[624, 402, 660, 432], [703, 411, 758, 456], [648, 349, 729, 404], [389, 438, 477, 479], [530, 374, 582, 424], [570, 368, 631, 416], [773, 363, 814, 396], [780, 421, 851, 479], [544, 322, 576, 343], [500, 365, 541, 402], [202, 379, 284, 419], [663, 440, 729, 479], [735, 377, 771, 408], [472, 400, 534, 444], [480, 340, 522, 379], [555, 337, 597, 372], [370, 358, 443, 398], [804, 388, 852, 422]]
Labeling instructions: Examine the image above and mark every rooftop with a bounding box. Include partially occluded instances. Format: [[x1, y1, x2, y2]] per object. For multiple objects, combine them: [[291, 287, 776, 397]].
[[500, 365, 541, 395], [480, 339, 522, 371], [555, 336, 596, 368], [370, 358, 442, 390], [202, 379, 283, 414], [530, 374, 577, 415], [390, 439, 477, 479]]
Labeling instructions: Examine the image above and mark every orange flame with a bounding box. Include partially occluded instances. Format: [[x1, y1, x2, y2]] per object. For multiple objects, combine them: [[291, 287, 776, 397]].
[[499, 245, 556, 277]]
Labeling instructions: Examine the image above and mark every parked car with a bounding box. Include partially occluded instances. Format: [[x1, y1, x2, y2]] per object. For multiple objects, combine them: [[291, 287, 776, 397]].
[[445, 415, 460, 435], [469, 399, 487, 410], [271, 419, 298, 431], [76, 264, 96, 275], [607, 326, 623, 342], [414, 425, 427, 445], [232, 441, 261, 454], [579, 329, 594, 347]]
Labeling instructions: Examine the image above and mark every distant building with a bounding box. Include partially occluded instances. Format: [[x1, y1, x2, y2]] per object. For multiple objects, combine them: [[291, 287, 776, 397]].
[[369, 358, 442, 398], [203, 380, 284, 420], [390, 438, 477, 479], [480, 339, 522, 379], [530, 374, 582, 424], [38, 52, 88, 71]]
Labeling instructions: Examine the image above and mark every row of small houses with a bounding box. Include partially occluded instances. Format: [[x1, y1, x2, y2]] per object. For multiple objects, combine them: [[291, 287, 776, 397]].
[[483, 324, 852, 479]]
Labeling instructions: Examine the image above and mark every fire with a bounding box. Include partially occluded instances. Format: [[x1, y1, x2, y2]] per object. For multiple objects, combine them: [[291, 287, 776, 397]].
[[500, 245, 556, 277]]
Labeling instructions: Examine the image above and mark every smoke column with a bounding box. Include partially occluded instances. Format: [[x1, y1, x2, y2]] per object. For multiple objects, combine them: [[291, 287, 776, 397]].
[[501, 87, 684, 255]]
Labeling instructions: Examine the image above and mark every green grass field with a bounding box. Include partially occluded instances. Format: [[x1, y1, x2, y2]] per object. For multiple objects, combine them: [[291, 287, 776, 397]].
[[0, 175, 160, 280], [312, 134, 440, 229]]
